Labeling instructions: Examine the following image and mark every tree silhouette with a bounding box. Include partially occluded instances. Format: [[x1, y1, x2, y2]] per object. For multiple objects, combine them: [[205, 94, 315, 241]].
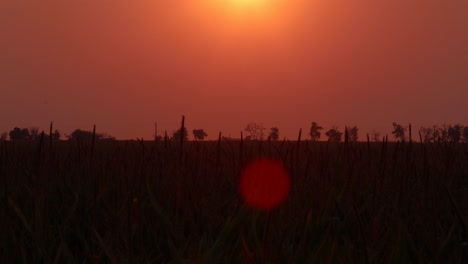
[[463, 127, 468, 143], [347, 126, 359, 142], [0, 132, 7, 141], [268, 127, 279, 141], [391, 122, 406, 142], [192, 129, 208, 140], [67, 129, 92, 141], [29, 127, 40, 141], [172, 127, 189, 142], [325, 127, 343, 142], [371, 130, 381, 142], [419, 126, 434, 142], [9, 127, 31, 141], [50, 130, 61, 141], [437, 125, 449, 142], [67, 129, 114, 141], [309, 122, 323, 141], [245, 122, 265, 140], [7, 127, 61, 141], [447, 124, 463, 142], [44, 130, 61, 141], [432, 125, 441, 142]]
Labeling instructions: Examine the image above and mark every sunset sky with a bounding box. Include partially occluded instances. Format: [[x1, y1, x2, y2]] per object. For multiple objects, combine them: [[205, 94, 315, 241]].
[[1, 0, 467, 140]]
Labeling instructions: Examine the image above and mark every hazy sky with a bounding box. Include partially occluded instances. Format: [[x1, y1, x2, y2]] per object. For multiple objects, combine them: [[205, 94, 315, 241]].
[[1, 0, 467, 140]]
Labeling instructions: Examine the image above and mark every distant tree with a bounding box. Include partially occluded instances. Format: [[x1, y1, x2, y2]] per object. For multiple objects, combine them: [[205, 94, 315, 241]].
[[0, 132, 7, 141], [371, 130, 381, 142], [100, 133, 115, 141], [245, 122, 265, 140], [172, 127, 189, 142], [67, 129, 114, 141], [309, 122, 323, 141], [67, 129, 92, 141], [391, 122, 406, 142], [193, 129, 208, 140], [50, 129, 61, 141], [347, 126, 359, 142], [41, 130, 61, 141], [419, 126, 434, 142], [29, 127, 41, 141], [463, 126, 468, 143], [448, 124, 463, 143], [269, 127, 279, 141], [431, 125, 440, 141], [436, 125, 449, 142], [325, 127, 343, 142], [9, 127, 31, 141]]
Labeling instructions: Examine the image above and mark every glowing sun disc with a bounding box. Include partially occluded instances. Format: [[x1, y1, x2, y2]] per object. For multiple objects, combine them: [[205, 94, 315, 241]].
[[228, 0, 269, 8], [213, 0, 279, 16]]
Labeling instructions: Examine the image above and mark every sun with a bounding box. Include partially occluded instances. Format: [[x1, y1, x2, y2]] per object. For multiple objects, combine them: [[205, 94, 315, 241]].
[[196, 0, 291, 35], [227, 0, 269, 9], [208, 0, 281, 18]]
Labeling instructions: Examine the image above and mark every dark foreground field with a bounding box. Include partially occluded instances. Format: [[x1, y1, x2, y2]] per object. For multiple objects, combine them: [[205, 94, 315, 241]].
[[1, 138, 467, 263]]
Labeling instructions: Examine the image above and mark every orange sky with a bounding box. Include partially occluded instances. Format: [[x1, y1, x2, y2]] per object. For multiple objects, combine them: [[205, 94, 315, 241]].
[[1, 0, 467, 140]]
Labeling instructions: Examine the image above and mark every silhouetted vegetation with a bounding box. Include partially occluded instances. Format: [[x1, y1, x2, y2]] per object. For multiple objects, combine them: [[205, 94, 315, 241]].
[[245, 122, 265, 140], [448, 124, 463, 142], [49, 130, 61, 141], [2, 119, 468, 262], [418, 124, 468, 143], [325, 126, 343, 142], [4, 122, 468, 143], [463, 127, 468, 143], [172, 127, 189, 142], [67, 128, 114, 141], [7, 127, 61, 141], [371, 130, 381, 142], [192, 129, 208, 141], [347, 125, 359, 142], [0, 132, 7, 141], [8, 127, 31, 141], [2, 132, 467, 263], [309, 121, 323, 141], [268, 127, 279, 141], [392, 122, 406, 142], [419, 126, 436, 143]]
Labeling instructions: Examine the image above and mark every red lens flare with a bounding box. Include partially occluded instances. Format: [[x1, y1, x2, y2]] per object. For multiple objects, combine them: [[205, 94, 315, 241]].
[[239, 158, 291, 211]]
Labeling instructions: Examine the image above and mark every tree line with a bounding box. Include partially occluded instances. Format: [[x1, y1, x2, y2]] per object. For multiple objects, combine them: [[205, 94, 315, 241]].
[[392, 122, 468, 143], [2, 122, 468, 143], [243, 122, 358, 142], [243, 121, 468, 143], [1, 126, 114, 142]]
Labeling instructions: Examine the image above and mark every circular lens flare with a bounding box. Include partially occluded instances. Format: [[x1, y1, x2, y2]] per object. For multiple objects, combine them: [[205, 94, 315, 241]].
[[239, 158, 291, 211]]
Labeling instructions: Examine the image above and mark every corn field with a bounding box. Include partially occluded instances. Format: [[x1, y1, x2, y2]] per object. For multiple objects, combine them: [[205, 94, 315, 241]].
[[1, 135, 467, 263]]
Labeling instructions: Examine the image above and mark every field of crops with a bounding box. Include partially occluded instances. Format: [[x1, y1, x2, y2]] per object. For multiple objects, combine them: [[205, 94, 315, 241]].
[[1, 137, 467, 263]]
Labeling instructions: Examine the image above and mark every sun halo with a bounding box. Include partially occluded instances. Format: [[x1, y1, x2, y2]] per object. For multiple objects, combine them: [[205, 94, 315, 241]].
[[209, 0, 282, 18], [227, 0, 270, 9]]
